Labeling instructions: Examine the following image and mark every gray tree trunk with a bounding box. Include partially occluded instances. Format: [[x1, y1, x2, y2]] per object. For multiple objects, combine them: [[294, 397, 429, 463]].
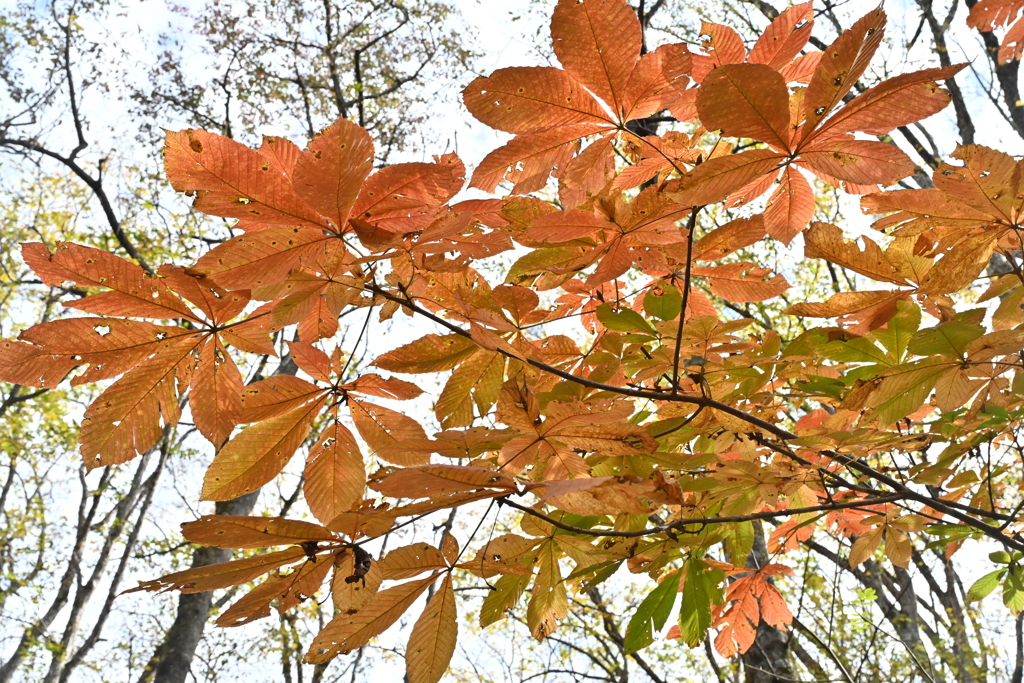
[[138, 492, 259, 683]]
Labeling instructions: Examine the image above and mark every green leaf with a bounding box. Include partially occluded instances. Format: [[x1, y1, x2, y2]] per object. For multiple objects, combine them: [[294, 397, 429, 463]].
[[863, 359, 950, 426], [643, 283, 682, 321], [872, 299, 920, 362], [505, 247, 584, 287], [925, 524, 980, 537], [967, 569, 1005, 602], [908, 310, 985, 358], [1005, 567, 1024, 613], [677, 559, 720, 647], [624, 570, 681, 654], [480, 574, 531, 628], [563, 558, 619, 583], [724, 522, 754, 564], [822, 337, 890, 366], [596, 304, 658, 335], [580, 559, 622, 592], [990, 551, 1012, 564]]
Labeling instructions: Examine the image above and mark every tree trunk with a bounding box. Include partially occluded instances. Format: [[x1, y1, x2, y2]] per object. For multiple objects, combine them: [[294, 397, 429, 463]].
[[138, 492, 259, 683], [140, 355, 297, 683]]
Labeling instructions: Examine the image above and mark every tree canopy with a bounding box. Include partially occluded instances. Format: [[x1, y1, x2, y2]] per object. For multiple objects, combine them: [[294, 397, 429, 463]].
[[6, 1, 1024, 682]]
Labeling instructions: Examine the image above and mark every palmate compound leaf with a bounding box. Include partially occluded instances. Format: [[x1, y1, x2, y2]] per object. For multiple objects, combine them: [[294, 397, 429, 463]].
[[0, 244, 272, 467], [178, 119, 468, 292], [463, 0, 691, 194], [681, 9, 964, 221]]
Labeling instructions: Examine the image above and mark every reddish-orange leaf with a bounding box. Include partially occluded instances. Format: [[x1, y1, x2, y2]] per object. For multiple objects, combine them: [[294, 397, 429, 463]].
[[698, 20, 746, 72], [406, 574, 458, 683], [692, 215, 767, 261], [191, 338, 244, 448], [784, 290, 904, 319], [748, 2, 814, 70], [799, 8, 887, 144], [462, 67, 611, 135], [217, 556, 333, 627], [379, 543, 448, 580], [523, 208, 614, 245], [343, 374, 424, 401], [967, 0, 1024, 31], [799, 140, 914, 186], [932, 144, 1024, 222], [287, 341, 333, 383], [193, 228, 334, 290], [241, 375, 324, 422], [558, 136, 617, 209], [0, 338, 78, 389], [693, 263, 790, 303], [291, 117, 374, 230], [128, 547, 306, 594], [550, 0, 641, 114], [696, 63, 791, 151], [305, 574, 436, 664], [79, 336, 197, 468], [23, 242, 196, 321], [373, 333, 480, 374], [673, 149, 785, 206], [164, 128, 329, 228], [763, 167, 816, 244], [619, 44, 693, 120], [369, 464, 516, 499], [814, 65, 966, 140], [470, 125, 603, 194], [351, 156, 465, 232], [349, 399, 431, 466], [11, 317, 190, 385], [180, 514, 337, 549], [297, 295, 340, 342]]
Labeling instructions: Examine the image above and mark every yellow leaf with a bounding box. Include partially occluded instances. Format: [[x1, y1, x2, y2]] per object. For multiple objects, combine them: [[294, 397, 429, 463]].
[[305, 574, 436, 663], [849, 527, 883, 568], [527, 542, 568, 640], [884, 528, 912, 568], [406, 575, 458, 683]]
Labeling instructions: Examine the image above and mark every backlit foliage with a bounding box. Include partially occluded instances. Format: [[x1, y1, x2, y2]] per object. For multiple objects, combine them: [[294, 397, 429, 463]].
[[3, 1, 1024, 680]]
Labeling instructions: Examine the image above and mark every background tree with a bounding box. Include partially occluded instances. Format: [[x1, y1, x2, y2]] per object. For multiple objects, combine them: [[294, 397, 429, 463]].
[[0, 1, 475, 681]]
